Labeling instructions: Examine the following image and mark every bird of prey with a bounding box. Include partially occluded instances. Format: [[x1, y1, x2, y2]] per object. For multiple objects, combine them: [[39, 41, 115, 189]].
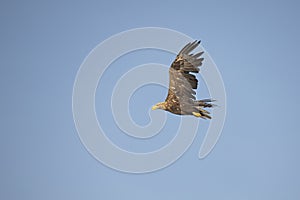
[[151, 40, 214, 119]]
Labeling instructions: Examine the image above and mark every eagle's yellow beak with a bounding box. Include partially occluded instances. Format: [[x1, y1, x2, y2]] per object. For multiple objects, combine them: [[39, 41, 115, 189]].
[[152, 105, 159, 110]]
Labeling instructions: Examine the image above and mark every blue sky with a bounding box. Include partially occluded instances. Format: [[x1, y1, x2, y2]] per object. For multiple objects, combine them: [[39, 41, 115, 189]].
[[1, 0, 300, 199]]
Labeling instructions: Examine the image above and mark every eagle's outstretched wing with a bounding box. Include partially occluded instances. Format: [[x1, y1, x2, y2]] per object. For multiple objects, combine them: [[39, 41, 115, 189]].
[[164, 40, 212, 118]]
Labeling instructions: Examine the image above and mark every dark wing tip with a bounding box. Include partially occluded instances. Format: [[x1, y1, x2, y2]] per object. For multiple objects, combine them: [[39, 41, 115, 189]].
[[179, 40, 202, 55]]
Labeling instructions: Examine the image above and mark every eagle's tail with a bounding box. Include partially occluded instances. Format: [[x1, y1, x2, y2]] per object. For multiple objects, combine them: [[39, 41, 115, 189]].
[[192, 99, 216, 119], [195, 99, 216, 108]]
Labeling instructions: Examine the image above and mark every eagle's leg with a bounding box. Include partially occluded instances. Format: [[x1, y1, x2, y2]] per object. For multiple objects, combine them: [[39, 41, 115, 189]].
[[192, 106, 211, 119], [192, 112, 202, 117]]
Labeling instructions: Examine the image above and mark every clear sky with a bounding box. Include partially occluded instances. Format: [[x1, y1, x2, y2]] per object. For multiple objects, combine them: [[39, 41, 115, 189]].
[[1, 0, 300, 199]]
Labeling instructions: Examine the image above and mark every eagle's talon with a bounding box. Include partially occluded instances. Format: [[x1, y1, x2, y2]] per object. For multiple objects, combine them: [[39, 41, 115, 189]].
[[192, 112, 202, 117]]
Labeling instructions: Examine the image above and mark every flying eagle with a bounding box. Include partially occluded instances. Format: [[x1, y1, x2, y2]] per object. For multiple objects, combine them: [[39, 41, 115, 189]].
[[151, 40, 214, 119]]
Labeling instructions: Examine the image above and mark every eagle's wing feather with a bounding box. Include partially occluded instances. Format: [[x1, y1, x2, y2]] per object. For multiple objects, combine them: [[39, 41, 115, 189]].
[[165, 40, 204, 114]]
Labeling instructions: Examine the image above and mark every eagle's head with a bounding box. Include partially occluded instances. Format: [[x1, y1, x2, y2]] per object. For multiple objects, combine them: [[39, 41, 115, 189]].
[[152, 102, 166, 110]]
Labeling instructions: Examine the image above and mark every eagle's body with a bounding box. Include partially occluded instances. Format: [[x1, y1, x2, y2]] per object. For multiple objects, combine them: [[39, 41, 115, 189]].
[[152, 40, 214, 119]]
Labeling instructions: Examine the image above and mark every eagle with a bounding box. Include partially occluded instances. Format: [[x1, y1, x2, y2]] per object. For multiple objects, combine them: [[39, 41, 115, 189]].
[[151, 40, 214, 119]]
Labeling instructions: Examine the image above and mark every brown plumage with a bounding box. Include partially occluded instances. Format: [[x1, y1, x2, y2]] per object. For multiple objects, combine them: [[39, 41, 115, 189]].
[[152, 40, 214, 119]]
